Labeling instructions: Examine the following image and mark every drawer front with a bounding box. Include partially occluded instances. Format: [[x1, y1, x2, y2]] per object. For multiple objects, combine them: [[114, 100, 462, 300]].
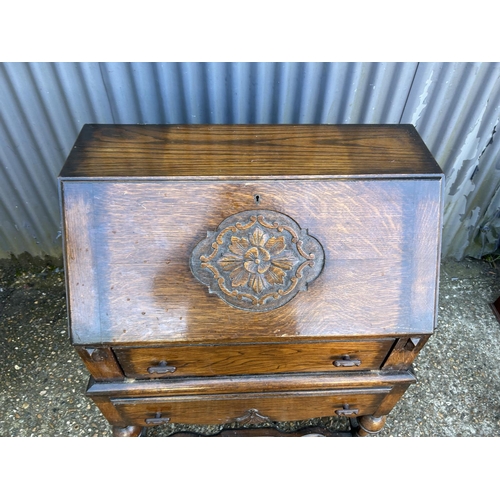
[[111, 388, 389, 426], [114, 339, 395, 379]]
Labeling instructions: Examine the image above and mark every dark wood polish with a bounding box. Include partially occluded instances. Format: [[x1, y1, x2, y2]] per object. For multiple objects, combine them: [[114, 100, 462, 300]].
[[382, 334, 430, 371], [60, 124, 442, 179], [59, 125, 442, 436], [111, 389, 389, 426], [490, 296, 500, 323], [112, 425, 143, 437], [86, 371, 417, 398], [356, 415, 388, 436], [62, 178, 442, 344], [113, 339, 394, 378], [75, 346, 124, 382], [168, 426, 353, 437]]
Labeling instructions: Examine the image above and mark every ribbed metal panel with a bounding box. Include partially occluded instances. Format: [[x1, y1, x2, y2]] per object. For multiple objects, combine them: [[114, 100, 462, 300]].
[[1, 62, 499, 260], [401, 62, 500, 259]]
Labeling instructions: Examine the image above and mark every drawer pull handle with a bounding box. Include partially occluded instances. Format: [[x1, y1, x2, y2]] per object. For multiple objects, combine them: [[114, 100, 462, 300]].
[[335, 404, 359, 417], [333, 355, 361, 367], [147, 361, 176, 374], [145, 412, 171, 424]]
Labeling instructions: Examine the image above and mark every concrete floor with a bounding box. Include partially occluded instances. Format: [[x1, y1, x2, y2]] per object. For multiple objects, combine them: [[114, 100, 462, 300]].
[[1, 256, 500, 437]]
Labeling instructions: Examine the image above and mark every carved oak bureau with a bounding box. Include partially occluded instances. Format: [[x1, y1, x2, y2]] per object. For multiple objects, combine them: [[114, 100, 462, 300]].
[[58, 124, 444, 437]]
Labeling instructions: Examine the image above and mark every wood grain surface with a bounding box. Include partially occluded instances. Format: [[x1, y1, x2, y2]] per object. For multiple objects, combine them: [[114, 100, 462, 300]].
[[109, 389, 389, 426], [75, 346, 124, 381], [61, 183, 100, 344], [86, 370, 416, 397], [62, 177, 442, 344], [381, 334, 430, 371], [60, 125, 441, 436], [59, 124, 443, 179], [88, 371, 415, 429], [113, 339, 395, 378]]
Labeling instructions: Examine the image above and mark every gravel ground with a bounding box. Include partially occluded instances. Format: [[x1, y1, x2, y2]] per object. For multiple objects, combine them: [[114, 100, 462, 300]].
[[1, 255, 500, 437]]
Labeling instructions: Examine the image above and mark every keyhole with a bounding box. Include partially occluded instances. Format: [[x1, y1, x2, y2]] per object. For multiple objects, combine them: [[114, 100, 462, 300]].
[[255, 194, 260, 204]]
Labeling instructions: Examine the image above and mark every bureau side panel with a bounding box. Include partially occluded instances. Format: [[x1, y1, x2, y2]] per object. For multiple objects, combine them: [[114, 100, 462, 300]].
[[67, 179, 441, 344], [408, 178, 443, 332], [61, 182, 101, 343]]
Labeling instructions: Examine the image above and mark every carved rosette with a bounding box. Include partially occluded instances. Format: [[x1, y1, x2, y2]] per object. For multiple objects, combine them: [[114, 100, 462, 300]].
[[190, 210, 324, 312]]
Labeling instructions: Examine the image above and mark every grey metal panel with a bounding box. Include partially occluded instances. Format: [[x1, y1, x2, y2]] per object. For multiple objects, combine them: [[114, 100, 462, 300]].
[[0, 62, 113, 258], [0, 62, 419, 259], [90, 62, 419, 126], [402, 62, 500, 259], [1, 61, 499, 260]]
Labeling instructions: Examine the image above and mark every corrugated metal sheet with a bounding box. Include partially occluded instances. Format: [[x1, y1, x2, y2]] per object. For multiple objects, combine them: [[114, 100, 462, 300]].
[[1, 62, 499, 260], [401, 62, 500, 259]]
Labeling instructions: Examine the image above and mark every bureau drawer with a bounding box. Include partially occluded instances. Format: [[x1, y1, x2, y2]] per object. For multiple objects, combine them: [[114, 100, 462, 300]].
[[113, 339, 395, 379], [111, 388, 389, 426]]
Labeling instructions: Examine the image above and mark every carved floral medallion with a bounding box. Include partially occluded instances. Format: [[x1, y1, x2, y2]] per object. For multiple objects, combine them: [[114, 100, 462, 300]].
[[190, 210, 324, 312]]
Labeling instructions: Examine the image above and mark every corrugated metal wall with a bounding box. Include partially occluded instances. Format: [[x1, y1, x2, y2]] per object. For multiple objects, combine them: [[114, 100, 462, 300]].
[[401, 63, 500, 259], [1, 62, 499, 260]]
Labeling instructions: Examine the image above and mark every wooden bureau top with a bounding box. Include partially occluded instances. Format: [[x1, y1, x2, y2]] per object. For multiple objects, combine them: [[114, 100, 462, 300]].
[[59, 124, 443, 180]]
